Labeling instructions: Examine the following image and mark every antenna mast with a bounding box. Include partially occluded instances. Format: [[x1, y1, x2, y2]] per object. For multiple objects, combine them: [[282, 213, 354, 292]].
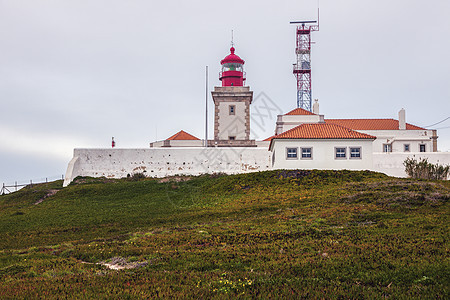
[[290, 7, 319, 111]]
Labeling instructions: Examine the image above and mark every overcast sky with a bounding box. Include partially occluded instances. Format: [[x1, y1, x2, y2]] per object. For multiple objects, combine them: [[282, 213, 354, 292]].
[[1, 0, 449, 184]]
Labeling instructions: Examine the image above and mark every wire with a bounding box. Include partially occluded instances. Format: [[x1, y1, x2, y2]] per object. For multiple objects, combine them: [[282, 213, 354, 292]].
[[434, 126, 450, 130], [424, 117, 450, 128]]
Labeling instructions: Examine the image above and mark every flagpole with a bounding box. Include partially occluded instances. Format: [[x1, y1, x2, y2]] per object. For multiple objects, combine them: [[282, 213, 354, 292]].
[[205, 65, 208, 147]]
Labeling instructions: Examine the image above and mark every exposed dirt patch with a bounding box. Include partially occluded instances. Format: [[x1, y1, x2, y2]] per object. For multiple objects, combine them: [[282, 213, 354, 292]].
[[276, 170, 312, 179], [99, 256, 148, 270], [71, 176, 118, 185], [158, 176, 193, 183], [34, 189, 59, 205]]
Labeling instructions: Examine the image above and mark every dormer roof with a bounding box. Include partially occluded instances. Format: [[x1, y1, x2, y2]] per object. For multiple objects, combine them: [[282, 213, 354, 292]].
[[285, 108, 316, 116], [166, 130, 200, 141]]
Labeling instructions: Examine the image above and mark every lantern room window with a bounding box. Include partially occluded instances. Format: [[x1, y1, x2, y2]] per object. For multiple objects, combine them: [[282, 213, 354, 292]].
[[222, 63, 243, 72]]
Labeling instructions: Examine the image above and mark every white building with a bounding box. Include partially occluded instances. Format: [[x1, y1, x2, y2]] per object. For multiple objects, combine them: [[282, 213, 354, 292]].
[[273, 104, 437, 154], [269, 123, 375, 170], [325, 111, 437, 154]]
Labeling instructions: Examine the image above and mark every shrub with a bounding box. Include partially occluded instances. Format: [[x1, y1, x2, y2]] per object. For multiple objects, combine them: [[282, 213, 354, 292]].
[[403, 157, 449, 180], [127, 172, 147, 181]]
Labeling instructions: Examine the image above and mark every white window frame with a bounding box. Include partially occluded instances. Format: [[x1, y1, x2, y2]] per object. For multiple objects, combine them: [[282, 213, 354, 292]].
[[383, 144, 392, 153], [335, 147, 347, 159], [404, 144, 410, 152], [286, 147, 298, 160], [300, 147, 313, 159], [349, 147, 362, 159], [419, 144, 426, 152]]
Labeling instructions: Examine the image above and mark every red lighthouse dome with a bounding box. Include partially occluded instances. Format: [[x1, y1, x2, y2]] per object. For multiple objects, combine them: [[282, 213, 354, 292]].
[[219, 47, 246, 87]]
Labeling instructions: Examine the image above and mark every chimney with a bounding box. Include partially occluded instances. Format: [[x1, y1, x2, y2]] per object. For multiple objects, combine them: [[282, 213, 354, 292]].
[[275, 115, 283, 135], [398, 108, 406, 130], [312, 99, 319, 114]]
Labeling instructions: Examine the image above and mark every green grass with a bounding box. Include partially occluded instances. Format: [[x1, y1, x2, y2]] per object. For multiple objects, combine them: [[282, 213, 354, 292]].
[[0, 170, 449, 298]]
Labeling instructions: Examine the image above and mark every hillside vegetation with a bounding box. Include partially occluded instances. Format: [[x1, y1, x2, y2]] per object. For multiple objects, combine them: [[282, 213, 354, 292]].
[[0, 170, 449, 299]]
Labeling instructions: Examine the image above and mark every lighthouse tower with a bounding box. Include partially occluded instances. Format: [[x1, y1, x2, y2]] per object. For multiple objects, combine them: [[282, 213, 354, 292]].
[[211, 46, 254, 147]]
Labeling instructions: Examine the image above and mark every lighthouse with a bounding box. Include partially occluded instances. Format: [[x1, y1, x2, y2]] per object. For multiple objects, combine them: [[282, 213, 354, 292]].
[[211, 46, 255, 146], [219, 46, 246, 87]]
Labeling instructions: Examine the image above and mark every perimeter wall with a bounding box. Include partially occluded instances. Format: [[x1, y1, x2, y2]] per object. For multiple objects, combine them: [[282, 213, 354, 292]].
[[64, 148, 450, 187], [63, 148, 272, 187]]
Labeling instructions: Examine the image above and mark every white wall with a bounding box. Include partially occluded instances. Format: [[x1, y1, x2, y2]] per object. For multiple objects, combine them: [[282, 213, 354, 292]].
[[255, 140, 270, 148], [63, 146, 450, 187], [358, 129, 434, 153], [275, 114, 324, 135], [373, 152, 450, 177], [271, 139, 373, 170], [218, 101, 247, 140], [64, 147, 272, 187]]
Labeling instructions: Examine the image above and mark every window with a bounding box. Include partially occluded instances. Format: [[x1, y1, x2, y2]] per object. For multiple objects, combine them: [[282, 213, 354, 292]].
[[335, 147, 346, 159], [350, 147, 361, 159], [404, 144, 410, 152], [229, 105, 235, 115], [420, 144, 426, 152], [301, 147, 312, 159], [228, 136, 235, 140], [383, 144, 392, 153], [286, 147, 298, 159], [223, 63, 243, 72]]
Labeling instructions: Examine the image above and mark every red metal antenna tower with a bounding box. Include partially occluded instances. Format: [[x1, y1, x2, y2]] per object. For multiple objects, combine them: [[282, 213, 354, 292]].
[[291, 18, 319, 111]]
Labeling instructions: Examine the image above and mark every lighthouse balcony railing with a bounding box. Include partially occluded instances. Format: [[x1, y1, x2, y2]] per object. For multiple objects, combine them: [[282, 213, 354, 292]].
[[219, 71, 246, 79]]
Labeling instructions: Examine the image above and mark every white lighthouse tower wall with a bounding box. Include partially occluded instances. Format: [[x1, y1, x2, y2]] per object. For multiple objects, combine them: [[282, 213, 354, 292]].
[[212, 86, 253, 143], [217, 101, 248, 140]]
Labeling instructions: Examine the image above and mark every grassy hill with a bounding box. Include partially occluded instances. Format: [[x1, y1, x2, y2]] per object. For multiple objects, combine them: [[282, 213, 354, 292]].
[[0, 170, 448, 299]]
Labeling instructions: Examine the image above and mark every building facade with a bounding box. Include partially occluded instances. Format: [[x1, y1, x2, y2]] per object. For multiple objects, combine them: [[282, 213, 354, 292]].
[[269, 123, 375, 170]]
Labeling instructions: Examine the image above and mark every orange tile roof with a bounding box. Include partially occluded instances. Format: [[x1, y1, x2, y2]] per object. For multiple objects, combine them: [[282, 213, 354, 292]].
[[269, 123, 375, 149], [285, 108, 316, 116], [263, 135, 275, 141], [325, 119, 425, 130], [270, 123, 375, 144], [167, 130, 200, 141]]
